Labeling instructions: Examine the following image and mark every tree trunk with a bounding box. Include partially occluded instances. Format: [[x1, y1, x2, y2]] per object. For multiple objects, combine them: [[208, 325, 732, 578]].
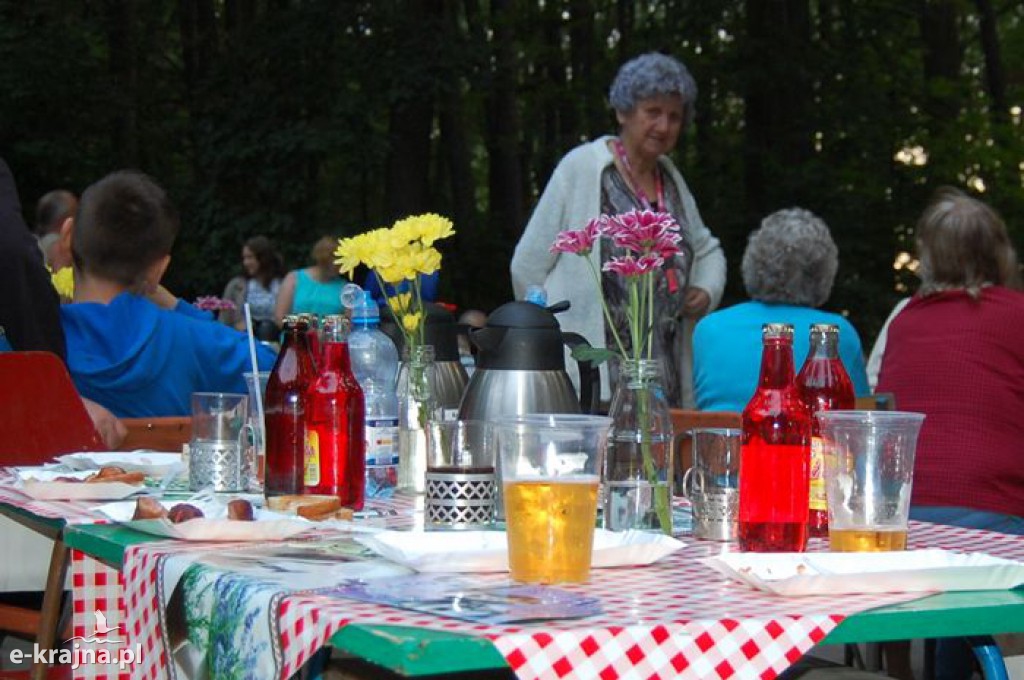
[[743, 0, 814, 219], [106, 0, 140, 166], [918, 0, 962, 124], [384, 0, 442, 220], [485, 0, 523, 241], [973, 0, 1007, 124]]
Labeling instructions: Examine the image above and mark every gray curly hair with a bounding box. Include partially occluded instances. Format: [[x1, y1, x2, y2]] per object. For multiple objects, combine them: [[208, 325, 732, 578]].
[[742, 208, 838, 308], [608, 52, 698, 127]]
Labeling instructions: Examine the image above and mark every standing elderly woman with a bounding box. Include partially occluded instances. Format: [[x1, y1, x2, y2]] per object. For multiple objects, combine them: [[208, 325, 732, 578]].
[[692, 208, 870, 412], [510, 52, 726, 408], [220, 235, 286, 340]]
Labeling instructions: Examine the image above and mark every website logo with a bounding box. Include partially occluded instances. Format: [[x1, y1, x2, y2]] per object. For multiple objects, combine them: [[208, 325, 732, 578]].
[[9, 610, 142, 670]]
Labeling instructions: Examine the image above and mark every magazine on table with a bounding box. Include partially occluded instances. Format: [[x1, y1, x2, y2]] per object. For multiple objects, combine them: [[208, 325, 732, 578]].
[[322, 573, 602, 624]]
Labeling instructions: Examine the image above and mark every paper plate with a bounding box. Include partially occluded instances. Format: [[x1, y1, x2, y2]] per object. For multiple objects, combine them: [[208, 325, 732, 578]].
[[94, 499, 311, 541], [356, 529, 685, 573], [703, 549, 1024, 596], [16, 469, 145, 501], [57, 452, 182, 478]]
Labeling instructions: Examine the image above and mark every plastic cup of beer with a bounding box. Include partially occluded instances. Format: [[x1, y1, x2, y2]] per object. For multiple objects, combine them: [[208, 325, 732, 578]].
[[495, 414, 612, 584], [816, 410, 925, 552]]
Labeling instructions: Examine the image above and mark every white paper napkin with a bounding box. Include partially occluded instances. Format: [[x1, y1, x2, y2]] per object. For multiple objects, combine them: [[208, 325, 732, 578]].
[[703, 548, 1024, 596], [356, 529, 685, 573]]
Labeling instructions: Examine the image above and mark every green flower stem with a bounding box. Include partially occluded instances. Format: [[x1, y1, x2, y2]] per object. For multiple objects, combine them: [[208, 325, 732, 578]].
[[373, 270, 414, 350], [636, 371, 672, 535], [584, 255, 629, 358]]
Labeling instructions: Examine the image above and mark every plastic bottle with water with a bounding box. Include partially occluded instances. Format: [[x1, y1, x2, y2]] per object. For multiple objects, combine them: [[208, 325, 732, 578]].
[[344, 286, 401, 498]]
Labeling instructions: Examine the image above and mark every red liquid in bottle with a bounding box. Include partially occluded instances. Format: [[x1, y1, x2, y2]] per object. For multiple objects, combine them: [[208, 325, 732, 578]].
[[797, 324, 855, 538], [265, 317, 317, 497], [738, 323, 812, 552], [305, 317, 366, 509]]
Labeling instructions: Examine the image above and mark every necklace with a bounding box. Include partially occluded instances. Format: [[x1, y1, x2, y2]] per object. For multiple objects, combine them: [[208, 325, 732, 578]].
[[611, 138, 664, 210]]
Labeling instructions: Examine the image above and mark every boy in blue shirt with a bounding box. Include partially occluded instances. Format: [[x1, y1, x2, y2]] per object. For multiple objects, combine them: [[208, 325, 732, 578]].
[[61, 170, 276, 417]]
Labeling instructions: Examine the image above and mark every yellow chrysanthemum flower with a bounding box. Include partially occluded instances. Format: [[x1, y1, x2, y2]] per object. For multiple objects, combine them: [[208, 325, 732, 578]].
[[336, 213, 455, 347], [50, 267, 74, 299], [401, 312, 421, 333], [392, 291, 413, 311]]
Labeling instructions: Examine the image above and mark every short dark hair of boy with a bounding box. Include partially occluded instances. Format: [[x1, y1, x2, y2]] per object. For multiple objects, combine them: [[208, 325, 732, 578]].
[[72, 170, 180, 288]]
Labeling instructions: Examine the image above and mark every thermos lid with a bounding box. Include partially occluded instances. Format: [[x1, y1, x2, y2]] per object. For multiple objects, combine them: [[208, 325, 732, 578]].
[[473, 301, 566, 370], [486, 300, 561, 329]]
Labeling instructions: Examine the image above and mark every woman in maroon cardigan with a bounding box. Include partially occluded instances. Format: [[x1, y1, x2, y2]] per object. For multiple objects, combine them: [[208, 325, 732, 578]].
[[878, 187, 1023, 536]]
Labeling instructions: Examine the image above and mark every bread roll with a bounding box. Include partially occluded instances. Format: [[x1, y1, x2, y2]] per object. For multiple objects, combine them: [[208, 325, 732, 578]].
[[266, 494, 343, 521], [167, 503, 204, 523], [227, 499, 255, 521], [132, 496, 168, 520]]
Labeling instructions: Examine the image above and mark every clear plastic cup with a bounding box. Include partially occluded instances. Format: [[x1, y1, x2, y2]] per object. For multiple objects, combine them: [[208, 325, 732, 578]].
[[816, 410, 925, 552], [495, 414, 612, 584]]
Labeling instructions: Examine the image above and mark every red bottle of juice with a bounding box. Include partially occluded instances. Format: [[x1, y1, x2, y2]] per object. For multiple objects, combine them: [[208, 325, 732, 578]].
[[738, 323, 812, 552], [305, 315, 366, 509], [265, 315, 317, 497], [797, 323, 855, 538]]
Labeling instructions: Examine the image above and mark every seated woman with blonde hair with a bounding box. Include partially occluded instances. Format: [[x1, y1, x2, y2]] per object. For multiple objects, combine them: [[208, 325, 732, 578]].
[[274, 235, 349, 323]]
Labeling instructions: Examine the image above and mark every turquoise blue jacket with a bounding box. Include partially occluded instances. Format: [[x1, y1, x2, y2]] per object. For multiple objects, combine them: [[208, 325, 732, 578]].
[[693, 301, 870, 412]]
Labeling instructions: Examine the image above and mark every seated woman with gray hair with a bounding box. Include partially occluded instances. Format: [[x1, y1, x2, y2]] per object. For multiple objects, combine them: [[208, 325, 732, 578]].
[[692, 208, 870, 411], [510, 52, 727, 408]]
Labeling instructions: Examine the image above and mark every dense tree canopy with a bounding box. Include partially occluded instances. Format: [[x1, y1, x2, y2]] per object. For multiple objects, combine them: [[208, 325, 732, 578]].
[[1, 0, 1022, 341]]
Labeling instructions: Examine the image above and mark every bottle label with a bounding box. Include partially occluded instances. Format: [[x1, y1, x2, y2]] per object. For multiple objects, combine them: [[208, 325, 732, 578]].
[[365, 418, 400, 466], [441, 408, 459, 423], [809, 436, 826, 512], [304, 431, 321, 486]]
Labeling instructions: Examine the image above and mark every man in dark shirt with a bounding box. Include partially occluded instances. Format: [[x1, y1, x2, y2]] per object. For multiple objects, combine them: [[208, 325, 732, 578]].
[[0, 158, 66, 355], [0, 157, 124, 446]]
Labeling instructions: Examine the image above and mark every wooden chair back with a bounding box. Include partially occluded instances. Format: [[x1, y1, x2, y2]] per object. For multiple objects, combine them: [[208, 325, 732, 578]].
[[0, 351, 105, 465], [669, 409, 742, 493], [854, 393, 896, 411], [117, 417, 192, 452]]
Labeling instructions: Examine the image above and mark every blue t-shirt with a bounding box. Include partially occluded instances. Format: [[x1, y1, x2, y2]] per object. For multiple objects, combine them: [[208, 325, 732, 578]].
[[61, 293, 277, 417], [692, 301, 870, 412]]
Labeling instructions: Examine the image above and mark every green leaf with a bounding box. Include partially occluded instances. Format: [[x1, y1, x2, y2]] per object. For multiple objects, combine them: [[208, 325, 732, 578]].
[[570, 346, 618, 365]]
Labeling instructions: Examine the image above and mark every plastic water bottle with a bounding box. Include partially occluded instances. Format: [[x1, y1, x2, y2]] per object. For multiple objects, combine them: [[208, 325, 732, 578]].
[[348, 289, 401, 498]]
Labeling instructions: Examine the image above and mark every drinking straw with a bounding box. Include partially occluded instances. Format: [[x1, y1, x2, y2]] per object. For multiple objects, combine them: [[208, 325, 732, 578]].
[[243, 303, 265, 428]]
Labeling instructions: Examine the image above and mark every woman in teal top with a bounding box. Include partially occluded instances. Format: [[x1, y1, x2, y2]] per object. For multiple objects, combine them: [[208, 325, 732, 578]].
[[274, 236, 349, 322]]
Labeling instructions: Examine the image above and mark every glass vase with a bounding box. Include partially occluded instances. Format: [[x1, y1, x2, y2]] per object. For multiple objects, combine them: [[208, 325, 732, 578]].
[[603, 358, 674, 534], [397, 344, 438, 493]]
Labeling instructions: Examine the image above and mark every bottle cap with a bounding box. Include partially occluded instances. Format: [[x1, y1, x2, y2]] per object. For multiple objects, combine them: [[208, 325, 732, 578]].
[[762, 322, 794, 339], [809, 323, 839, 336], [353, 290, 380, 323], [524, 284, 547, 307]]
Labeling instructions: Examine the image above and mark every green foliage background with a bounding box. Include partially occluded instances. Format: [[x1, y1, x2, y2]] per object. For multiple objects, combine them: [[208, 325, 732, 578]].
[[1, 0, 1022, 344]]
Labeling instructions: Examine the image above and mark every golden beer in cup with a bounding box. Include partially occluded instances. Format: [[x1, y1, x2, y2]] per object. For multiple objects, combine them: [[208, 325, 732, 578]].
[[496, 414, 612, 584], [503, 477, 599, 583], [816, 411, 924, 553]]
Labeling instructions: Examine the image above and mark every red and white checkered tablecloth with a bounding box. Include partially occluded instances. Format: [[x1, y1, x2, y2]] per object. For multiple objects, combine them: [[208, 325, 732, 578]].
[[0, 472, 123, 679], [101, 515, 1024, 680]]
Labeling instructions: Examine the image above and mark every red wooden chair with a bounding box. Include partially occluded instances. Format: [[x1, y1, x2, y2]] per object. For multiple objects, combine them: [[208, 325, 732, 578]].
[[0, 351, 104, 464], [0, 352, 105, 679]]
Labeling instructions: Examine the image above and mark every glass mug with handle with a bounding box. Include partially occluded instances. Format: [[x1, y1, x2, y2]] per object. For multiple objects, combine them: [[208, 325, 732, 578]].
[[189, 392, 255, 493]]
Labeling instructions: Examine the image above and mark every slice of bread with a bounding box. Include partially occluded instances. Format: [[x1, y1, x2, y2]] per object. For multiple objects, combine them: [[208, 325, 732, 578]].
[[266, 494, 348, 521]]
